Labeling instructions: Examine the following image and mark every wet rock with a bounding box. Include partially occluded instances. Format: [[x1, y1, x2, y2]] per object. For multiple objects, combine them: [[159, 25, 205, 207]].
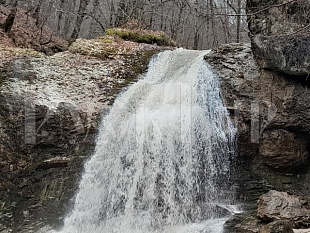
[[205, 43, 310, 203], [259, 220, 294, 233], [235, 220, 260, 233], [224, 212, 258, 233], [257, 190, 310, 226]]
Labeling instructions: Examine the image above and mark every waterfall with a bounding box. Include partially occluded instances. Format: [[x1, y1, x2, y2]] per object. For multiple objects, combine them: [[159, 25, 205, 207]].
[[52, 49, 237, 233]]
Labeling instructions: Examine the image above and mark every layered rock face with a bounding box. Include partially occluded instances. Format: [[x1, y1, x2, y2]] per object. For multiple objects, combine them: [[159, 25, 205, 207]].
[[0, 38, 169, 232], [207, 0, 310, 231], [246, 0, 310, 76], [205, 43, 310, 202]]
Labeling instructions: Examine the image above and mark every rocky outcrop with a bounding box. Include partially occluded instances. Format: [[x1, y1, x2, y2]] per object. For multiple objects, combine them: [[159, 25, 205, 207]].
[[207, 0, 310, 218], [251, 35, 310, 76], [0, 37, 171, 232], [246, 0, 310, 76], [235, 191, 310, 233], [205, 43, 310, 204], [259, 220, 294, 233], [235, 220, 296, 233], [257, 190, 310, 226], [205, 1, 309, 216], [204, 3, 310, 225]]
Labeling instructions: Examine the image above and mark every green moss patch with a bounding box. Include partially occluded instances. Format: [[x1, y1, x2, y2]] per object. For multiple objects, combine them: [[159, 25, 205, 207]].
[[68, 36, 120, 59], [106, 28, 177, 47]]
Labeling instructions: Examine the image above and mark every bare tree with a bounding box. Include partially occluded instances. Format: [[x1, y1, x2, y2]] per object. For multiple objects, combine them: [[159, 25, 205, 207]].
[[1, 0, 249, 49]]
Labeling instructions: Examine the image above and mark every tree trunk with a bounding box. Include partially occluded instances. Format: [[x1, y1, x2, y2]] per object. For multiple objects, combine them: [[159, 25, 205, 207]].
[[236, 0, 241, 43], [70, 0, 88, 41], [2, 0, 18, 33]]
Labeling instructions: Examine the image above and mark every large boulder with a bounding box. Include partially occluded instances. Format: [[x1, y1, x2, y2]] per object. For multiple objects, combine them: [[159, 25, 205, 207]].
[[235, 191, 308, 233], [251, 35, 310, 75], [246, 0, 310, 76], [257, 190, 310, 226], [260, 129, 309, 172]]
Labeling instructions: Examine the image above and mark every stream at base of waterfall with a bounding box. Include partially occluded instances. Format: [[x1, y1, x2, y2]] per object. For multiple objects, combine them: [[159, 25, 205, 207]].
[[41, 49, 240, 233]]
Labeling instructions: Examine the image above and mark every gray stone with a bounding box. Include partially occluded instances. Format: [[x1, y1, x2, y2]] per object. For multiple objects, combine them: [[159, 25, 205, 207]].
[[252, 35, 310, 76], [246, 0, 310, 76], [235, 220, 260, 233]]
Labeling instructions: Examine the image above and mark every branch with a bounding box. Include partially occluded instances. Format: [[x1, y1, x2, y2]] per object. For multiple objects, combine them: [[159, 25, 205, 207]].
[[247, 0, 298, 16], [197, 0, 298, 17], [82, 12, 106, 32], [226, 0, 238, 14], [47, 0, 105, 33], [40, 29, 55, 45]]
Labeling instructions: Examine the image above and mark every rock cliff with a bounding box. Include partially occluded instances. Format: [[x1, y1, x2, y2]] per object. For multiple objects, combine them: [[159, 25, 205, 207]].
[[205, 43, 310, 202], [0, 37, 171, 232], [205, 0, 310, 231], [0, 1, 309, 232], [246, 0, 310, 76]]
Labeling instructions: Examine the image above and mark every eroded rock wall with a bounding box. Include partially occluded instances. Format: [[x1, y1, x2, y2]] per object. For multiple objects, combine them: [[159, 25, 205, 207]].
[[205, 43, 310, 204]]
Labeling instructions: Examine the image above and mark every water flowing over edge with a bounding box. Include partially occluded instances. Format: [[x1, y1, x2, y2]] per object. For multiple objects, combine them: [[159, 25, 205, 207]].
[[42, 49, 239, 233]]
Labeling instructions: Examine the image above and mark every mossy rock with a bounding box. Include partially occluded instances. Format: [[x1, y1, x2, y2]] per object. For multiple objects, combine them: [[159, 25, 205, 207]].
[[106, 28, 177, 47], [68, 36, 119, 59]]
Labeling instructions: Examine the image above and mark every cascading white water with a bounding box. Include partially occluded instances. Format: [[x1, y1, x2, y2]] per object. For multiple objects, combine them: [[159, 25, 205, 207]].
[[51, 49, 237, 233]]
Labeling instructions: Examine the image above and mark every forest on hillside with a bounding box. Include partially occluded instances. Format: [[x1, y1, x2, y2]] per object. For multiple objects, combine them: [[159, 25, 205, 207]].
[[0, 0, 248, 50]]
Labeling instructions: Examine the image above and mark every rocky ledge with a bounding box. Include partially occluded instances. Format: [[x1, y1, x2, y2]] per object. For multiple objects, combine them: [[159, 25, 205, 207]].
[[0, 36, 172, 232]]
